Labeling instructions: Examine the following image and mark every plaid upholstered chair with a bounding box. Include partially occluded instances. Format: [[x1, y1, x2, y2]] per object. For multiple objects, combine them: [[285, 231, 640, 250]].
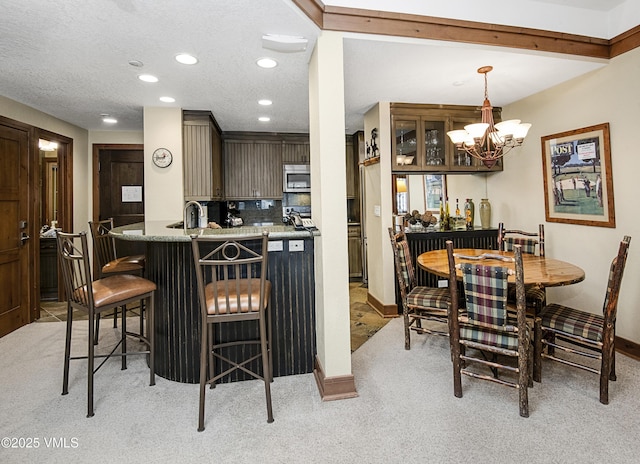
[[534, 235, 631, 404], [498, 222, 546, 316], [389, 228, 451, 350], [446, 240, 531, 417]]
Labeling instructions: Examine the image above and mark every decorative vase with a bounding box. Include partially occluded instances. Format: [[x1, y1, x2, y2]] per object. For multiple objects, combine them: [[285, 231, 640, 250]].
[[479, 198, 491, 229]]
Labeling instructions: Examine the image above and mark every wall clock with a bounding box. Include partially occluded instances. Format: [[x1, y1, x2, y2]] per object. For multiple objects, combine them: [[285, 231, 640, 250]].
[[152, 148, 173, 168]]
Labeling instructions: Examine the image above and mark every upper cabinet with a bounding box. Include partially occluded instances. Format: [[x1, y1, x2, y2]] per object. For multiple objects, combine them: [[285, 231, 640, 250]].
[[183, 110, 223, 201], [223, 136, 283, 199], [282, 139, 310, 164], [391, 103, 502, 173]]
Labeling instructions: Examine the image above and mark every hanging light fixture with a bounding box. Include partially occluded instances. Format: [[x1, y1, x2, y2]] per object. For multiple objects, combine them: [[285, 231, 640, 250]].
[[446, 66, 531, 169]]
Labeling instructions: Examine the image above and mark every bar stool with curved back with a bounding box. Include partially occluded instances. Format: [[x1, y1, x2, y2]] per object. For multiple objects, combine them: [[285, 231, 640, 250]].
[[89, 218, 146, 343], [498, 222, 546, 315], [57, 231, 156, 417], [191, 232, 273, 432], [534, 235, 631, 404], [389, 228, 451, 350], [446, 241, 531, 417]]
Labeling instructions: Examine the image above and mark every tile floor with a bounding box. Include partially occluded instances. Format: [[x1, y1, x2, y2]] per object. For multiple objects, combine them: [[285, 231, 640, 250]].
[[39, 283, 392, 352]]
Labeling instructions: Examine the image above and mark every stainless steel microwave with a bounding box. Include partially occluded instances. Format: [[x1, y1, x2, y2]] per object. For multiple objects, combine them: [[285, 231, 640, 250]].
[[283, 164, 311, 193]]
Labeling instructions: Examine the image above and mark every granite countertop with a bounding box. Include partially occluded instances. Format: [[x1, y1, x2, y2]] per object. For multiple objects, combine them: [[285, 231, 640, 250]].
[[110, 221, 320, 242]]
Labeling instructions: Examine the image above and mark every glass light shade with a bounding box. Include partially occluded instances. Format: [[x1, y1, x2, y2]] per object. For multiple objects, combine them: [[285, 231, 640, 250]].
[[513, 123, 532, 139], [464, 123, 489, 139], [494, 119, 521, 136], [447, 130, 469, 144], [489, 131, 504, 146]]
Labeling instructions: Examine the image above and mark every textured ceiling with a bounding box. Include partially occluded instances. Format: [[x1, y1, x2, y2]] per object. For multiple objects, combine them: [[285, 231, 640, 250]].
[[0, 0, 636, 134]]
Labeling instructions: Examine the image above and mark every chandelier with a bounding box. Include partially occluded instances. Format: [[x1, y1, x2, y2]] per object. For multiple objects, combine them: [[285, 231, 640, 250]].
[[446, 66, 531, 169]]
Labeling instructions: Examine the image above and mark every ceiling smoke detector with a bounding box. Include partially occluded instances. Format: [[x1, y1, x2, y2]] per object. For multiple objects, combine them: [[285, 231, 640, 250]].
[[262, 34, 308, 53]]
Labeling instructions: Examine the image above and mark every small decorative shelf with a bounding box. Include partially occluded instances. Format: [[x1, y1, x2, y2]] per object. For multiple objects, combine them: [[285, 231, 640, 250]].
[[363, 156, 380, 166]]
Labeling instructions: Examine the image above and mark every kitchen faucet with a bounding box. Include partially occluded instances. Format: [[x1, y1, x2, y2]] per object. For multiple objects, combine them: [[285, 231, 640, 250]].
[[183, 201, 205, 233]]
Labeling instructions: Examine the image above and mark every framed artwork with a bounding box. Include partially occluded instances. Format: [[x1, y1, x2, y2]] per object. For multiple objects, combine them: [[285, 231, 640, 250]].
[[541, 123, 615, 228]]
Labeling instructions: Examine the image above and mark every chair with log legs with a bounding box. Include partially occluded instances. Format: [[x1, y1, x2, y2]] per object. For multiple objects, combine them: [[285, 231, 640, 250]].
[[389, 228, 451, 350], [498, 222, 546, 316], [446, 240, 531, 417], [534, 235, 631, 404]]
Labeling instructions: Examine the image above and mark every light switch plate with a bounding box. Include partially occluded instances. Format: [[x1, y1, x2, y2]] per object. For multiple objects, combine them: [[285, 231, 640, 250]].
[[374, 205, 381, 217]]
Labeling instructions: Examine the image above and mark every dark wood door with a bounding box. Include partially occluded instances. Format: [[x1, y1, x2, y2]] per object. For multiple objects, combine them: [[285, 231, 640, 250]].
[[0, 123, 31, 337], [99, 148, 145, 258]]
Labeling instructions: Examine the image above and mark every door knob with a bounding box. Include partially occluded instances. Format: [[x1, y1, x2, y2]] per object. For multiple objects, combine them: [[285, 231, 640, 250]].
[[20, 233, 30, 245]]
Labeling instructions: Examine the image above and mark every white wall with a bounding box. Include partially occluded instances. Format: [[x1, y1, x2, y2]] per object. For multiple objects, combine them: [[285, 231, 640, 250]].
[[492, 46, 640, 342], [143, 107, 184, 221], [364, 102, 396, 308], [308, 31, 352, 378]]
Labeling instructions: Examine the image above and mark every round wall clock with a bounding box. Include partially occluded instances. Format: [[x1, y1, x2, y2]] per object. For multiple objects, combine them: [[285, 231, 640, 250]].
[[152, 148, 173, 168]]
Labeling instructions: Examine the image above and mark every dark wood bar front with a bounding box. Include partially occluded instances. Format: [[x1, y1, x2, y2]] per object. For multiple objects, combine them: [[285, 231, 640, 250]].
[[112, 222, 317, 384]]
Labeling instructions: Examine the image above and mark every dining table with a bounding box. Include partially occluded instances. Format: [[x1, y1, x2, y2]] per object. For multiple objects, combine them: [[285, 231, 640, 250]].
[[417, 248, 585, 288]]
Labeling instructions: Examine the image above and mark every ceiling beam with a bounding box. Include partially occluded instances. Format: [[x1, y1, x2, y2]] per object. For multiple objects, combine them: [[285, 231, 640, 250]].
[[292, 1, 639, 60]]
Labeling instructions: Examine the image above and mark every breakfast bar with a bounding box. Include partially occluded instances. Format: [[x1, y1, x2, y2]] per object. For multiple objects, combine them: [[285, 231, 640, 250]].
[[111, 221, 319, 384]]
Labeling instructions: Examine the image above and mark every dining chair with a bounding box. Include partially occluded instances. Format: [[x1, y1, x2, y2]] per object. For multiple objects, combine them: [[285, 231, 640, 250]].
[[446, 240, 531, 417], [57, 231, 156, 417], [534, 235, 631, 404], [498, 222, 546, 315], [89, 218, 146, 344], [191, 232, 273, 432], [389, 228, 451, 350]]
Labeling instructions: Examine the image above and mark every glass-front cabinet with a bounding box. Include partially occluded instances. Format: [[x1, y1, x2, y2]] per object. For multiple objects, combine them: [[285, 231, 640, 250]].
[[391, 103, 503, 173]]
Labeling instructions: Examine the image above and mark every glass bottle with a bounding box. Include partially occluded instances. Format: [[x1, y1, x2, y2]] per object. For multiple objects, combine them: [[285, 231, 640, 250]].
[[464, 198, 475, 229], [439, 196, 445, 231], [445, 197, 451, 231]]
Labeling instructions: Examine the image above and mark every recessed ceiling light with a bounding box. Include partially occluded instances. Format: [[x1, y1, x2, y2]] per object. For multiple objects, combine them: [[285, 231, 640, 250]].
[[256, 58, 277, 69], [258, 99, 272, 106], [175, 53, 198, 65], [128, 60, 144, 67], [258, 116, 271, 122], [103, 117, 118, 124], [138, 74, 158, 83], [160, 96, 176, 103]]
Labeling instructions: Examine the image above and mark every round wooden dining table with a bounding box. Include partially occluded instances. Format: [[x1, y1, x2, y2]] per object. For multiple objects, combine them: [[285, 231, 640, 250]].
[[417, 248, 585, 287]]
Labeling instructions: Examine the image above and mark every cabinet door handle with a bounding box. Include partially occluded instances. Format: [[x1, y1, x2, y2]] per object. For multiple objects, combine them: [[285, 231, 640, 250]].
[[20, 233, 30, 245]]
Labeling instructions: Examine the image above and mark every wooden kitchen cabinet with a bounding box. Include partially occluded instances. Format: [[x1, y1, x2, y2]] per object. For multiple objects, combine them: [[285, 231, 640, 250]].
[[224, 139, 283, 199], [345, 133, 360, 199], [183, 110, 223, 200], [348, 225, 362, 278], [391, 103, 502, 173], [282, 139, 310, 164]]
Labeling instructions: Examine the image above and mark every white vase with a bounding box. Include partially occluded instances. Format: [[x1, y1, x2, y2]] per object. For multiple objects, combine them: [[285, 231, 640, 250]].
[[479, 198, 491, 229]]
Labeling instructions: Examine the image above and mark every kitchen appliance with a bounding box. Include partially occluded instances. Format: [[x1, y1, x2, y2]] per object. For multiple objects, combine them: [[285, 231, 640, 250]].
[[283, 164, 311, 193]]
